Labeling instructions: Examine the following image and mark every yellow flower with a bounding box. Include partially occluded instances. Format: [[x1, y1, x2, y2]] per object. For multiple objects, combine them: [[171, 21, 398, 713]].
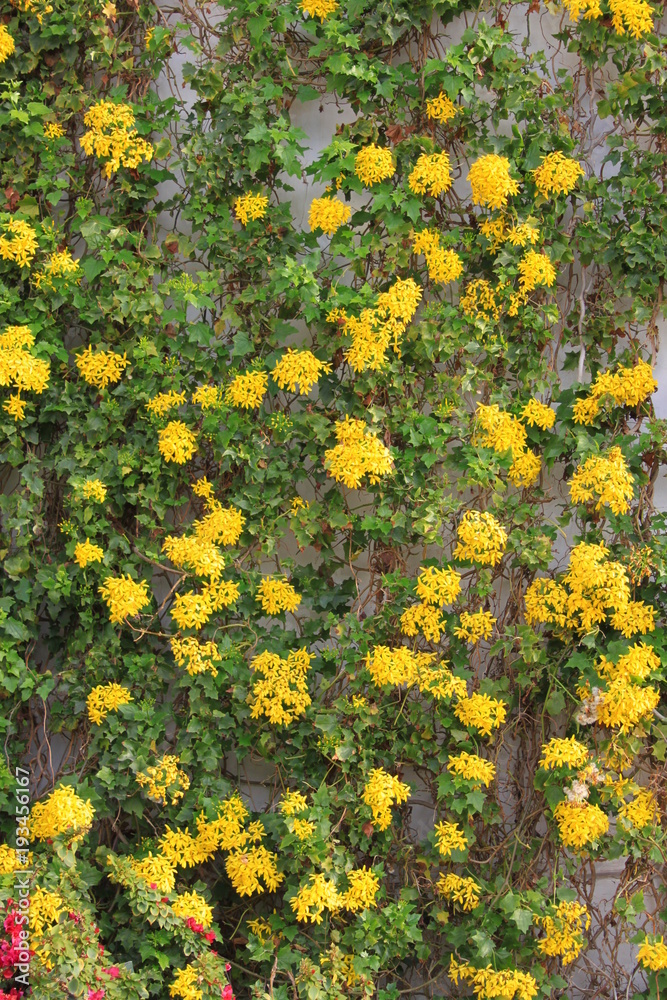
[[425, 92, 457, 123], [279, 789, 309, 815], [434, 820, 468, 857], [0, 324, 51, 413], [468, 154, 519, 209], [43, 122, 64, 139], [608, 0, 654, 36], [553, 800, 609, 849], [473, 403, 527, 456], [33, 249, 80, 289], [291, 873, 341, 923], [225, 369, 268, 408], [136, 754, 190, 805], [637, 937, 667, 971], [453, 609, 496, 643], [354, 144, 395, 186], [249, 648, 314, 725], [194, 499, 245, 546], [324, 417, 393, 488], [256, 576, 301, 615], [596, 676, 659, 731], [3, 393, 26, 421], [400, 602, 446, 643], [437, 873, 481, 910], [163, 534, 225, 580], [508, 451, 542, 487], [362, 768, 411, 831], [308, 196, 351, 235], [454, 510, 508, 567], [99, 574, 151, 623], [225, 843, 283, 896], [30, 785, 95, 841], [610, 600, 656, 638], [522, 397, 555, 429], [454, 692, 507, 737], [416, 565, 462, 606], [30, 887, 64, 936], [292, 818, 315, 840], [0, 25, 16, 63], [517, 249, 557, 291], [0, 843, 31, 874], [73, 539, 104, 568], [272, 349, 332, 394], [171, 636, 221, 677], [569, 447, 634, 516], [618, 789, 658, 829], [131, 852, 177, 893], [341, 867, 380, 912], [146, 390, 186, 416], [0, 219, 38, 268], [572, 359, 656, 425], [169, 965, 202, 1000], [506, 222, 541, 247], [344, 277, 422, 371], [75, 346, 129, 390], [536, 901, 590, 965], [449, 957, 537, 1000], [447, 751, 496, 786], [82, 479, 107, 502], [86, 683, 132, 724], [597, 642, 659, 682], [540, 736, 589, 770], [192, 384, 221, 409], [408, 151, 452, 197], [234, 192, 268, 225], [412, 230, 463, 283], [532, 152, 584, 197], [158, 420, 198, 464], [299, 0, 338, 19], [80, 101, 153, 177], [459, 278, 502, 320], [171, 890, 213, 929]]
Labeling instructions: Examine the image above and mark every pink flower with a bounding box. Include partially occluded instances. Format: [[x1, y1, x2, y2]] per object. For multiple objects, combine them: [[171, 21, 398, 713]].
[[225, 963, 231, 972], [104, 967, 120, 979], [222, 985, 234, 1000], [87, 990, 105, 1000]]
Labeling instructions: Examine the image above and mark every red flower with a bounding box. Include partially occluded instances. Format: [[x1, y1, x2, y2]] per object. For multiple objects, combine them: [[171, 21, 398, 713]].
[[104, 967, 121, 979]]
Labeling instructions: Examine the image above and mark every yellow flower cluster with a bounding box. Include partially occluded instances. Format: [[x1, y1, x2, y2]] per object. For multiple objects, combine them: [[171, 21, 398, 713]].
[[0, 844, 25, 874], [76, 346, 129, 390], [146, 390, 186, 416], [366, 646, 466, 702], [0, 24, 15, 63], [31, 785, 95, 841], [454, 692, 507, 737], [226, 841, 283, 896], [82, 478, 107, 502], [449, 957, 538, 1000], [194, 497, 245, 546], [354, 144, 395, 186], [435, 821, 468, 857], [525, 541, 655, 637], [540, 736, 589, 770], [400, 602, 446, 642], [453, 609, 496, 643], [425, 92, 457, 123], [0, 218, 38, 267], [536, 900, 590, 965], [595, 676, 659, 731], [597, 642, 659, 682], [249, 648, 314, 724], [553, 800, 609, 849], [131, 851, 177, 893], [412, 230, 463, 284], [437, 873, 481, 911], [454, 510, 508, 566], [324, 416, 393, 488], [169, 964, 202, 1000], [447, 751, 496, 786], [280, 789, 309, 815], [256, 575, 302, 615], [225, 369, 268, 408], [163, 533, 225, 580], [344, 277, 422, 371], [272, 348, 332, 394], [234, 192, 269, 225], [86, 683, 132, 725], [608, 0, 654, 36], [170, 579, 240, 630], [80, 101, 153, 177], [0, 325, 51, 421], [171, 890, 213, 929], [300, 0, 338, 20], [136, 754, 190, 805], [363, 768, 411, 830], [637, 937, 667, 971], [30, 886, 64, 936], [473, 404, 531, 479], [517, 249, 557, 292], [192, 384, 221, 409], [171, 636, 221, 676], [408, 151, 452, 197], [468, 154, 519, 209], [459, 278, 502, 320], [99, 574, 151, 623], [573, 359, 656, 424], [43, 121, 64, 139], [158, 420, 198, 463], [73, 539, 103, 568], [532, 152, 584, 197], [34, 249, 80, 289], [290, 869, 379, 922], [416, 565, 462, 605], [308, 196, 351, 235], [292, 817, 315, 840], [618, 789, 658, 829], [568, 447, 634, 515], [522, 397, 555, 429]]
